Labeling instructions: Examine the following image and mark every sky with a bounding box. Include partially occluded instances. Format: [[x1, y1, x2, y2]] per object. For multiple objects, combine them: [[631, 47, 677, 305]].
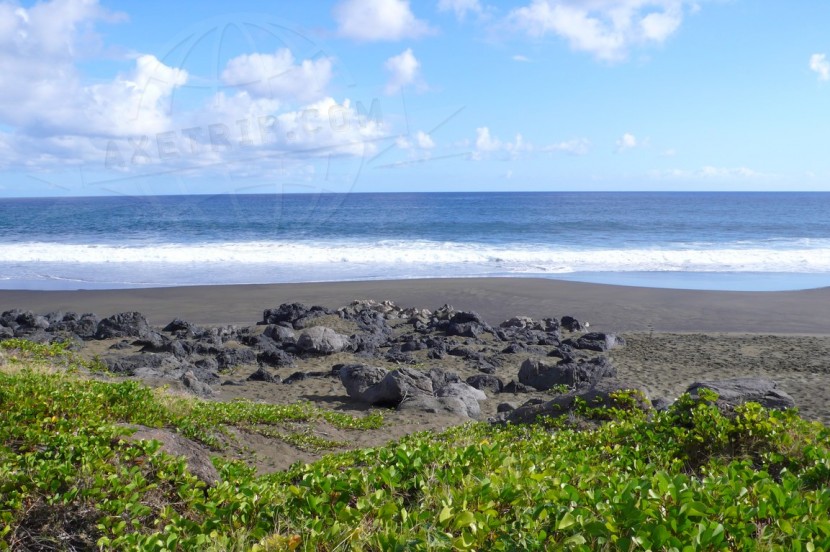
[[1, 0, 830, 197]]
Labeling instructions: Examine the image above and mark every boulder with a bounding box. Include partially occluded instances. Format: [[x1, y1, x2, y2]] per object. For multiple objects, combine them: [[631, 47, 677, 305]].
[[121, 425, 219, 485], [263, 324, 296, 343], [686, 378, 795, 410], [500, 316, 534, 329], [560, 316, 583, 332], [95, 312, 151, 340], [466, 374, 504, 393], [261, 303, 330, 328], [16, 311, 50, 331], [181, 370, 214, 397], [502, 380, 536, 393], [105, 353, 166, 376], [162, 319, 205, 338], [505, 379, 650, 424], [400, 339, 428, 352], [449, 311, 488, 326], [361, 367, 434, 406], [339, 364, 389, 400], [256, 349, 294, 367], [446, 322, 486, 339], [397, 395, 471, 418], [518, 357, 616, 390], [567, 332, 626, 352], [350, 333, 389, 355], [297, 326, 348, 354], [49, 312, 99, 340], [428, 367, 461, 389], [435, 383, 486, 418], [247, 367, 281, 383], [215, 348, 256, 370], [135, 331, 170, 352]]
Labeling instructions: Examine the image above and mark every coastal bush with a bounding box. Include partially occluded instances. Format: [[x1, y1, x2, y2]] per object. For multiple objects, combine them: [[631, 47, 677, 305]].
[[3, 345, 830, 550]]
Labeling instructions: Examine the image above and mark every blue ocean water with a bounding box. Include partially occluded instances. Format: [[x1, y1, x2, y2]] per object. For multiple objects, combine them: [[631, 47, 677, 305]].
[[1, 192, 829, 291]]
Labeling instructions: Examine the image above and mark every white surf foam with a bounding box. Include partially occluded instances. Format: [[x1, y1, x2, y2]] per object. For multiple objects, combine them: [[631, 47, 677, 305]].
[[1, 239, 829, 274]]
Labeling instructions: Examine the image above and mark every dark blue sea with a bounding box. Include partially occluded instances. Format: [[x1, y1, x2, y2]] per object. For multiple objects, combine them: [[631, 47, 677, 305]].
[[1, 192, 829, 291]]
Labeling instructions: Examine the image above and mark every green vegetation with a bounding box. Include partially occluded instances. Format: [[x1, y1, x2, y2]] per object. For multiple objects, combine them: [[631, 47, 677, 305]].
[[3, 339, 830, 550]]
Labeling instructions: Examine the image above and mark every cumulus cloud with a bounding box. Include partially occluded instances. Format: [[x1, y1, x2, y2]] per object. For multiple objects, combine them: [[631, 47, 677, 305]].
[[0, 0, 390, 177], [541, 137, 591, 155], [472, 127, 531, 160], [471, 127, 590, 159], [396, 130, 435, 150], [438, 0, 483, 20], [509, 0, 689, 61], [616, 132, 638, 151], [221, 49, 333, 102], [810, 53, 830, 81], [334, 0, 432, 41], [652, 166, 766, 180], [0, 0, 118, 129], [384, 48, 422, 94]]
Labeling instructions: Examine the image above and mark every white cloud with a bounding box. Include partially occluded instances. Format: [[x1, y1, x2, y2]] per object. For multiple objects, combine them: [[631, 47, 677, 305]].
[[700, 166, 761, 178], [472, 128, 590, 159], [512, 54, 531, 62], [541, 137, 590, 155], [509, 0, 689, 61], [616, 132, 638, 151], [415, 130, 435, 149], [810, 53, 830, 82], [334, 0, 432, 41], [0, 0, 184, 139], [438, 0, 483, 20], [472, 127, 530, 160], [384, 48, 422, 94], [475, 126, 502, 153], [652, 166, 766, 180], [221, 49, 333, 102], [396, 130, 435, 150], [0, 0, 390, 177]]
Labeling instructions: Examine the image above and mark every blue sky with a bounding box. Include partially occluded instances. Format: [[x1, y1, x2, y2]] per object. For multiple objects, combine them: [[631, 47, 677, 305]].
[[1, 0, 830, 196]]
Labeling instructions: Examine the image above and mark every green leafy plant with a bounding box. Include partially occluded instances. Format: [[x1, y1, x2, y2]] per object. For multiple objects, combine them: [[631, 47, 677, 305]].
[[4, 340, 830, 550]]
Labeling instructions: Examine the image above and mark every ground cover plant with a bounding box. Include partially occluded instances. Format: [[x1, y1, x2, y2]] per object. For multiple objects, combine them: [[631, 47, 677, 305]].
[[3, 339, 830, 550]]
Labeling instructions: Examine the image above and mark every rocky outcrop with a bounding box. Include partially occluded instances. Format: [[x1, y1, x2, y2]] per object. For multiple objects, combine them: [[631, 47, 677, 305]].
[[686, 378, 795, 410], [181, 370, 214, 397], [518, 356, 616, 390], [247, 366, 281, 384], [296, 326, 349, 354], [340, 364, 487, 418], [95, 312, 151, 340], [565, 332, 625, 352], [504, 379, 650, 424], [466, 374, 504, 393], [339, 364, 389, 400], [121, 425, 220, 485]]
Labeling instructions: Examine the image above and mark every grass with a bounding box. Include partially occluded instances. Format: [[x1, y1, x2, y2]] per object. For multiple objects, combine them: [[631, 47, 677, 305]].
[[3, 339, 830, 550]]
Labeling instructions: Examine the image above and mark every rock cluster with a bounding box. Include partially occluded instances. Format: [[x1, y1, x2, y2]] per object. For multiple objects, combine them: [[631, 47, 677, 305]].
[[0, 302, 797, 422]]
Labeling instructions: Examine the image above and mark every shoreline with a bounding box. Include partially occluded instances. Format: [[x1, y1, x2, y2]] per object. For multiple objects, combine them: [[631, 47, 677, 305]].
[[1, 277, 828, 334]]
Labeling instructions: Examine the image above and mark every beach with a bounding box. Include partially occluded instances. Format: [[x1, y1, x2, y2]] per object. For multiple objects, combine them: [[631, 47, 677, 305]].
[[3, 278, 830, 471], [2, 277, 829, 333]]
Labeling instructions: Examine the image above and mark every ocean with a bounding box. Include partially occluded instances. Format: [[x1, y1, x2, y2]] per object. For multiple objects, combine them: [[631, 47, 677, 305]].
[[1, 192, 829, 291]]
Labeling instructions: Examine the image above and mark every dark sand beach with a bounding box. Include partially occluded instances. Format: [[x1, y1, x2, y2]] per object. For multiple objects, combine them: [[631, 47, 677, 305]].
[[1, 277, 829, 333], [3, 278, 830, 471]]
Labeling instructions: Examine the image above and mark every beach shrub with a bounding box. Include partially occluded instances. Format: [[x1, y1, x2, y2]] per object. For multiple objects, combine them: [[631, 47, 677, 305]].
[[3, 343, 830, 550]]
